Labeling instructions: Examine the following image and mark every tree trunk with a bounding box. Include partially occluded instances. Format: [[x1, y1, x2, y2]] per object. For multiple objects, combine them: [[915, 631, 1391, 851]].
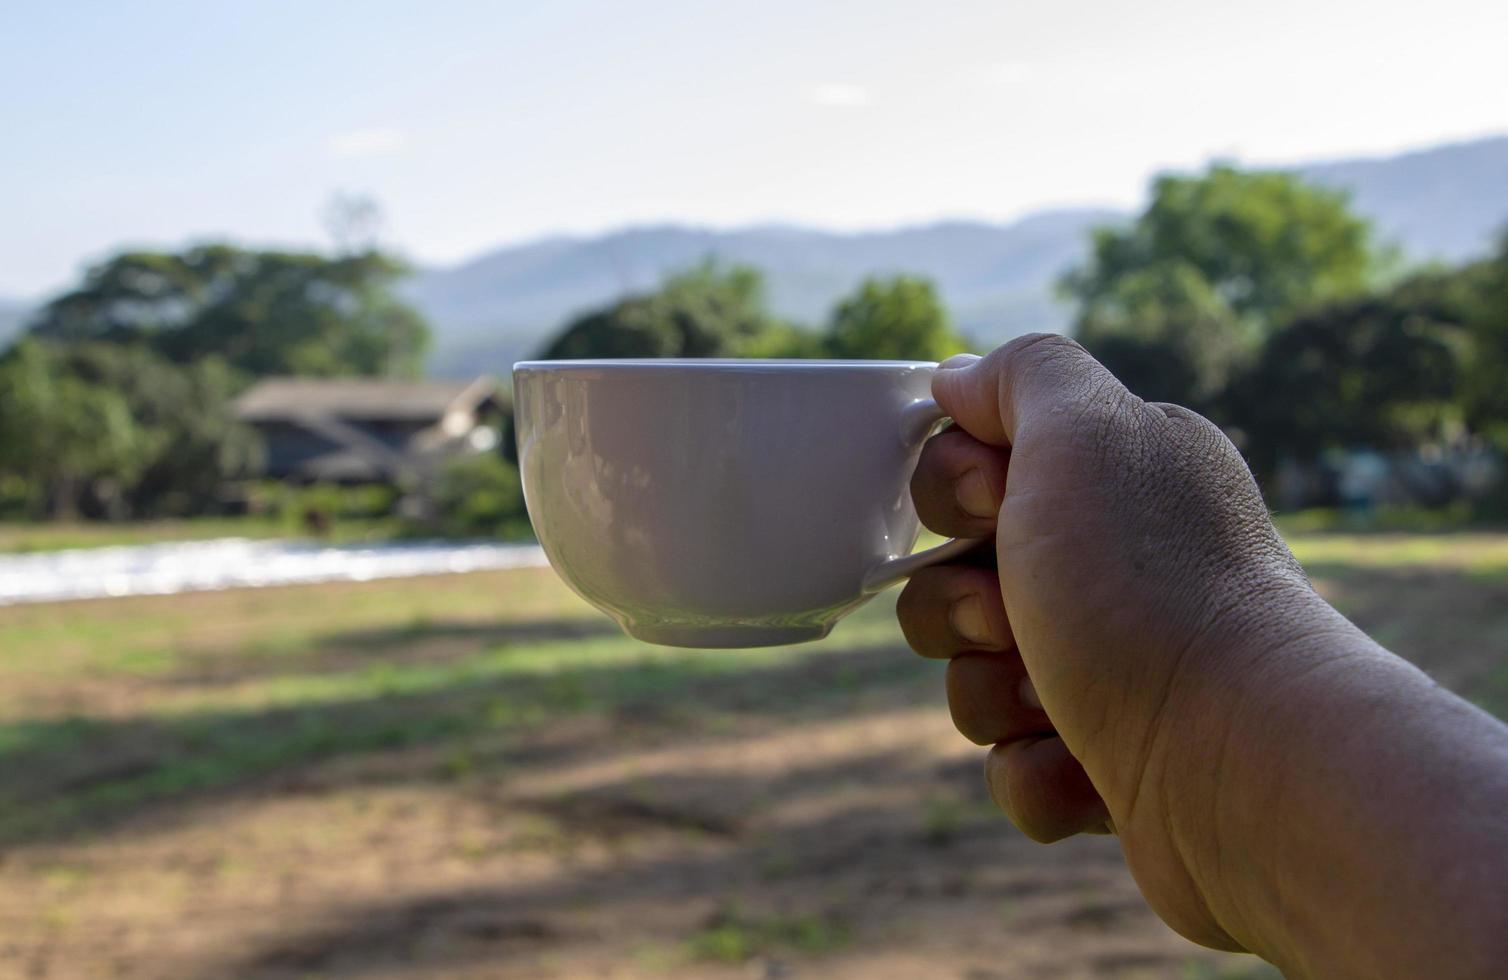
[[49, 474, 78, 521]]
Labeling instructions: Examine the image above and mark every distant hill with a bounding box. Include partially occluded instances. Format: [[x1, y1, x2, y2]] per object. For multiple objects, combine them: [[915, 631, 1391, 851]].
[[1299, 134, 1508, 261], [410, 133, 1508, 376], [5, 134, 1504, 374], [408, 210, 1117, 376]]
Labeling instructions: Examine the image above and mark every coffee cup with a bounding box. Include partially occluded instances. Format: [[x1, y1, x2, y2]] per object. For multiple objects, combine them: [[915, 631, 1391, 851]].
[[512, 359, 980, 648]]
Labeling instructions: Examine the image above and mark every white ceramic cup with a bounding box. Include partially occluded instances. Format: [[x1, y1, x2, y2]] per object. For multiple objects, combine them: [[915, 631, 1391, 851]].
[[512, 359, 982, 648]]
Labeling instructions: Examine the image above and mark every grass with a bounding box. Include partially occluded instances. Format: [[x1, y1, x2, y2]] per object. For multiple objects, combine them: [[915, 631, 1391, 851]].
[[686, 906, 852, 963], [1183, 960, 1284, 980], [1273, 503, 1496, 536], [0, 515, 403, 553], [0, 570, 925, 844], [1, 523, 1504, 978]]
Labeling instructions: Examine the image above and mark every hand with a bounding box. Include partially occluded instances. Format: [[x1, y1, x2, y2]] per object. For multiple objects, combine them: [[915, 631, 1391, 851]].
[[899, 334, 1320, 951]]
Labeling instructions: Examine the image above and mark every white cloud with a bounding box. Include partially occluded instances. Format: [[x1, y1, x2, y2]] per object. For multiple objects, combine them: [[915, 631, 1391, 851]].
[[807, 82, 871, 108], [325, 128, 407, 158]]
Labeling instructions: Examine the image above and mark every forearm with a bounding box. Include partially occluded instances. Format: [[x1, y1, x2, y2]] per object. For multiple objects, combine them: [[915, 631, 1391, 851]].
[[1183, 603, 1508, 977]]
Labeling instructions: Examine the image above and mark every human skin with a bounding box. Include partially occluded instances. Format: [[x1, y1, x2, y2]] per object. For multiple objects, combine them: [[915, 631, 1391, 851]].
[[897, 334, 1508, 978]]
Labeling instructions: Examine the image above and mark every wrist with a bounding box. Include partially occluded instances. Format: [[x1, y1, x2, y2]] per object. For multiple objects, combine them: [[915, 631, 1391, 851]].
[[1164, 593, 1427, 970], [1125, 580, 1361, 957]]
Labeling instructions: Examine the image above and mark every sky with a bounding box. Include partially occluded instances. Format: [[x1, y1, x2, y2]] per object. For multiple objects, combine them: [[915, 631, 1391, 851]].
[[3, 0, 1507, 299]]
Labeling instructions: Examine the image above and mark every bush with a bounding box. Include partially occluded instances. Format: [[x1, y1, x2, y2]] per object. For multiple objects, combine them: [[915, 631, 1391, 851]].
[[432, 454, 531, 539], [248, 481, 399, 536]]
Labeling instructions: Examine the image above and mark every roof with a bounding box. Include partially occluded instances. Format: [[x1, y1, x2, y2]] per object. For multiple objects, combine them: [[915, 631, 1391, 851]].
[[235, 377, 499, 423]]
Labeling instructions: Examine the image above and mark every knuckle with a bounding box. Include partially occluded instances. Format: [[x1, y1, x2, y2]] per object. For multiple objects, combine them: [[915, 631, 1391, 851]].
[[1003, 331, 1078, 358], [983, 332, 1074, 380]]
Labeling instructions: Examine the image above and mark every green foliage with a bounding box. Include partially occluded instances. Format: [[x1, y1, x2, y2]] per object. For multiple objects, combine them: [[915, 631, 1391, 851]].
[[1052, 162, 1508, 505], [64, 343, 261, 515], [1458, 235, 1508, 449], [1063, 165, 1377, 412], [1066, 165, 1375, 325], [541, 261, 798, 359], [0, 340, 145, 517], [539, 264, 966, 363], [432, 453, 531, 539], [1226, 292, 1466, 478], [824, 275, 968, 361], [0, 340, 259, 518], [4, 242, 434, 520], [28, 245, 431, 378], [738, 322, 830, 358], [1073, 261, 1250, 411], [250, 482, 399, 534]]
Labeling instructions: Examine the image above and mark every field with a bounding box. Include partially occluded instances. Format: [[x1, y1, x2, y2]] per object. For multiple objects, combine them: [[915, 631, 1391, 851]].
[[2, 528, 1506, 979], [0, 517, 401, 555]]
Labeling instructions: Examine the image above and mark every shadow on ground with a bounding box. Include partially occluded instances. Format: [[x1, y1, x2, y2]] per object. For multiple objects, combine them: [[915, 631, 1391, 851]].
[[0, 621, 934, 848], [208, 746, 1158, 980], [162, 617, 627, 686]]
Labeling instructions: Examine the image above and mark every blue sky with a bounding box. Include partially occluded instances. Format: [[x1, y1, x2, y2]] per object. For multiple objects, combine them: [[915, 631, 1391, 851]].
[[3, 0, 1506, 298]]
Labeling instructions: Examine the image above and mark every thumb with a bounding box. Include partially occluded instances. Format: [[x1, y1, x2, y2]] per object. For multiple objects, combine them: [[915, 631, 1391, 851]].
[[932, 333, 1126, 448]]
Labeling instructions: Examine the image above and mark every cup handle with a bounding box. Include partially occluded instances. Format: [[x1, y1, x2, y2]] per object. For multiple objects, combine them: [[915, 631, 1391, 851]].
[[861, 397, 993, 594]]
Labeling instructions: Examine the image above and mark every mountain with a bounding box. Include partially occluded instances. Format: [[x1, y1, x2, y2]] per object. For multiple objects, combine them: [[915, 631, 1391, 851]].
[[408, 210, 1118, 376], [409, 133, 1508, 377], [1299, 134, 1508, 261], [6, 135, 1503, 374]]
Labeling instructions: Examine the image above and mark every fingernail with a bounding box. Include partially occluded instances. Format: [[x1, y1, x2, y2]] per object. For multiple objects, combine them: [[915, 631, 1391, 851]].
[[1019, 677, 1042, 710], [949, 595, 992, 645], [956, 468, 997, 519], [938, 353, 981, 371]]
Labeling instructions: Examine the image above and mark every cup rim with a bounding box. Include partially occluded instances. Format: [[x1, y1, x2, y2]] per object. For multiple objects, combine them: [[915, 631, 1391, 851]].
[[513, 358, 938, 371]]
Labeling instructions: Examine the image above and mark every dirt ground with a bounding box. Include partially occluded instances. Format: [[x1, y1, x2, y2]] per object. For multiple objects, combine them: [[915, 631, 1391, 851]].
[[3, 531, 1505, 979]]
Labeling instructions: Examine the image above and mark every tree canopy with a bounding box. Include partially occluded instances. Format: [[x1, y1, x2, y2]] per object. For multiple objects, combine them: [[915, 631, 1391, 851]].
[[541, 262, 786, 359], [1051, 163, 1508, 508], [1457, 236, 1508, 448], [539, 264, 968, 362], [1224, 291, 1466, 478], [1063, 165, 1378, 413], [825, 275, 966, 361], [1067, 260, 1249, 412], [28, 245, 431, 378], [1065, 165, 1376, 325], [0, 339, 257, 518]]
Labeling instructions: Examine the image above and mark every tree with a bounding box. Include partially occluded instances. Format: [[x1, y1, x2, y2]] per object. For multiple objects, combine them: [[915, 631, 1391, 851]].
[[1071, 261, 1249, 412], [0, 340, 259, 518], [1226, 290, 1466, 481], [57, 343, 262, 515], [28, 245, 431, 378], [432, 453, 530, 539], [322, 192, 384, 255], [539, 261, 805, 359], [0, 341, 148, 517], [1457, 234, 1508, 449], [1062, 165, 1378, 410], [1066, 165, 1376, 324], [824, 276, 967, 361]]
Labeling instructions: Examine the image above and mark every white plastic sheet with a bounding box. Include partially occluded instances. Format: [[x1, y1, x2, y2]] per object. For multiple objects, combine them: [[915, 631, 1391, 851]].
[[0, 538, 549, 606]]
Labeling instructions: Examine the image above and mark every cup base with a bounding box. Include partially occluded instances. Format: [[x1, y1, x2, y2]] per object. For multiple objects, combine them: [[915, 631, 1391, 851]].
[[623, 622, 832, 649]]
